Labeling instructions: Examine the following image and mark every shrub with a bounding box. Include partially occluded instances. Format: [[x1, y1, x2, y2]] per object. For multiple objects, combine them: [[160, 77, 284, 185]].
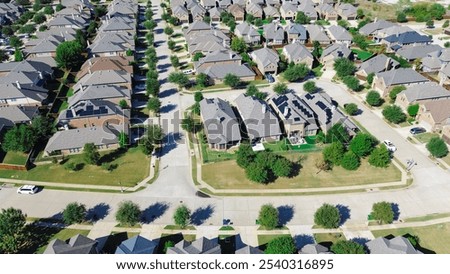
[[341, 151, 360, 170], [303, 81, 317, 93], [273, 82, 288, 94], [343, 76, 362, 91], [407, 104, 419, 117], [331, 240, 365, 254], [366, 90, 382, 106], [115, 201, 141, 226], [371, 201, 394, 224], [258, 204, 279, 229], [426, 137, 449, 158], [382, 105, 407, 124], [368, 146, 391, 167], [62, 202, 86, 225], [322, 142, 345, 166], [314, 203, 341, 228], [344, 103, 358, 116], [264, 236, 296, 254]]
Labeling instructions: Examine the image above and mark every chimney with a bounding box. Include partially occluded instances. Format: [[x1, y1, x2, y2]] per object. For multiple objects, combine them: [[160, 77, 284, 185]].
[[15, 81, 21, 89], [283, 107, 288, 117]]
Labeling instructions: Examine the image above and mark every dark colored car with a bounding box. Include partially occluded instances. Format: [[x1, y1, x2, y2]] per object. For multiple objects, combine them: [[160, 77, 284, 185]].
[[409, 127, 426, 135]]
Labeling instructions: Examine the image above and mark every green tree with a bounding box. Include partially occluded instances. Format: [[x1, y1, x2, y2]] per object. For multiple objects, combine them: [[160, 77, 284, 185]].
[[44, 6, 54, 15], [140, 137, 154, 155], [445, 41, 450, 48], [389, 85, 406, 102], [357, 8, 364, 19], [258, 204, 279, 229], [55, 41, 84, 70], [119, 99, 129, 109], [33, 0, 41, 11], [334, 58, 356, 78], [273, 82, 288, 94], [318, 123, 350, 144], [341, 151, 361, 170], [382, 105, 407, 124], [331, 240, 365, 254], [295, 11, 310, 24], [9, 36, 23, 48], [443, 20, 450, 28], [230, 37, 247, 53], [196, 73, 209, 88], [253, 18, 263, 27], [33, 12, 46, 24], [83, 143, 100, 165], [1, 124, 37, 152], [368, 146, 391, 167], [193, 52, 205, 61], [181, 116, 198, 133], [31, 115, 54, 140], [194, 91, 204, 102], [146, 78, 160, 96], [426, 137, 449, 158], [371, 201, 394, 224], [344, 103, 358, 116], [366, 90, 383, 107], [173, 205, 191, 228], [407, 104, 419, 117], [265, 236, 296, 254], [246, 162, 268, 183], [168, 72, 190, 89], [55, 3, 64, 11], [14, 49, 23, 62], [303, 81, 317, 93], [115, 201, 141, 226], [94, 5, 107, 19], [367, 73, 375, 85], [236, 143, 255, 168], [429, 3, 446, 20], [343, 76, 362, 91], [312, 41, 321, 58], [337, 20, 349, 29], [350, 133, 377, 157], [314, 203, 341, 228], [2, 26, 13, 36], [322, 142, 345, 166], [426, 20, 434, 28], [246, 84, 266, 100], [272, 157, 293, 177], [0, 208, 27, 254], [62, 202, 86, 225], [164, 26, 174, 35], [283, 63, 310, 82], [397, 12, 408, 23], [170, 55, 180, 67], [147, 97, 161, 113], [223, 73, 240, 88], [39, 25, 47, 32], [168, 40, 176, 51]]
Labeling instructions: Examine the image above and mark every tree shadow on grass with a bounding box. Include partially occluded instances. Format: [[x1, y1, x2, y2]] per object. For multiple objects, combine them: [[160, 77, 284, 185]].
[[141, 202, 170, 224], [277, 205, 294, 226], [190, 205, 215, 225], [20, 225, 63, 254], [99, 148, 127, 165]]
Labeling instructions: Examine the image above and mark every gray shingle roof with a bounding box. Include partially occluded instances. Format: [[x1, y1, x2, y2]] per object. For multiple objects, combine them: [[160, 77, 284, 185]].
[[366, 236, 422, 254], [234, 93, 282, 140], [251, 47, 280, 67], [299, 244, 331, 254], [376, 68, 429, 86], [359, 20, 395, 36], [44, 234, 98, 254], [396, 44, 442, 61], [0, 83, 48, 102], [358, 54, 400, 75], [199, 63, 255, 79], [283, 41, 313, 62], [68, 85, 131, 107], [400, 82, 450, 103], [58, 100, 129, 123], [115, 235, 157, 254], [194, 50, 242, 69], [199, 98, 242, 145], [321, 43, 351, 60], [167, 237, 221, 254], [306, 24, 330, 43], [74, 70, 131, 90], [0, 106, 38, 128], [235, 245, 264, 254], [327, 25, 352, 41], [286, 23, 307, 40], [263, 22, 285, 41]]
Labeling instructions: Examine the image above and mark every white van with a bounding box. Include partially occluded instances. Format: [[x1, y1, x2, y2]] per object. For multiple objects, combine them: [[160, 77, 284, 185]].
[[17, 185, 38, 194]]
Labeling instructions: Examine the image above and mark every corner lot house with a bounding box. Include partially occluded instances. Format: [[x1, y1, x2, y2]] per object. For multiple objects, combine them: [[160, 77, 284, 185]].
[[199, 98, 241, 150], [372, 68, 429, 97], [416, 99, 450, 132]]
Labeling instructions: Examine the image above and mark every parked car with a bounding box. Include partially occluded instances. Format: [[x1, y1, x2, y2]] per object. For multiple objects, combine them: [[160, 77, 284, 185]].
[[409, 127, 426, 135], [265, 73, 275, 83], [17, 185, 39, 194], [383, 140, 397, 152], [183, 69, 193, 75]]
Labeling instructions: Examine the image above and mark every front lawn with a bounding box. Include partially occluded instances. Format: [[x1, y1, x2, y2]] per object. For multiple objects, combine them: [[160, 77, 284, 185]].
[[314, 233, 345, 245], [371, 223, 450, 254], [0, 147, 149, 187], [414, 132, 440, 144], [258, 234, 289, 250], [352, 49, 373, 61], [35, 228, 90, 254], [202, 152, 401, 189], [1, 151, 29, 165], [198, 132, 236, 163]]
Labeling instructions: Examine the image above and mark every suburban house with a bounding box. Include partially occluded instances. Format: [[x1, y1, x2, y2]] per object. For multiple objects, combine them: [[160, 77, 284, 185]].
[[372, 68, 429, 96], [280, 2, 297, 20], [355, 54, 400, 80], [395, 83, 450, 110], [24, 36, 62, 58], [269, 92, 319, 143], [396, 44, 442, 62], [250, 47, 280, 74], [58, 100, 130, 129], [285, 22, 307, 43], [263, 5, 280, 19], [0, 2, 22, 24], [305, 25, 331, 45], [246, 3, 263, 19], [44, 234, 98, 254], [382, 31, 433, 52], [374, 25, 414, 41], [442, 124, 450, 144], [44, 125, 123, 156], [335, 3, 357, 20], [0, 83, 48, 107], [235, 22, 261, 45], [320, 43, 352, 69], [88, 32, 135, 58], [200, 0, 216, 10], [167, 237, 221, 254], [68, 85, 131, 108], [366, 236, 422, 254], [209, 7, 223, 22], [199, 98, 242, 150], [326, 25, 352, 46], [299, 244, 331, 254], [47, 15, 89, 29], [77, 56, 134, 80], [183, 20, 211, 37], [263, 22, 285, 45], [227, 4, 245, 22], [300, 92, 358, 135], [439, 63, 450, 86], [194, 50, 242, 71], [107, 0, 138, 17], [218, 0, 232, 9], [172, 5, 189, 24], [190, 3, 206, 21], [316, 3, 338, 21], [266, 0, 281, 7], [0, 106, 38, 133], [298, 0, 318, 20], [115, 235, 157, 254], [282, 41, 314, 68], [421, 48, 450, 72], [416, 99, 450, 132], [98, 16, 135, 35], [73, 70, 132, 92], [359, 19, 396, 37], [234, 94, 282, 143]]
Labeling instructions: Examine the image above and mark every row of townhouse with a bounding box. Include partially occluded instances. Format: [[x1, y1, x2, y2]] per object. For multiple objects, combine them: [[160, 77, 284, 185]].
[[43, 233, 421, 254], [43, 0, 138, 156], [199, 91, 357, 150], [170, 0, 358, 25]]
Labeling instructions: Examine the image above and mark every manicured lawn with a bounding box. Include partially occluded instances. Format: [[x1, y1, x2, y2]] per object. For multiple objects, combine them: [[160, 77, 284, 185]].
[[202, 152, 401, 189], [312, 64, 324, 78], [414, 132, 440, 144], [352, 49, 373, 61], [258, 234, 288, 249], [2, 151, 28, 165], [198, 132, 236, 163], [264, 137, 320, 153], [0, 148, 149, 187], [371, 223, 450, 254], [163, 225, 196, 230], [314, 233, 345, 245], [36, 228, 90, 254], [404, 213, 450, 223], [248, 79, 269, 86]]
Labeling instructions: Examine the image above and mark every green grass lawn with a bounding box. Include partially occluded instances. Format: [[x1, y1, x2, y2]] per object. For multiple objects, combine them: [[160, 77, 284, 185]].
[[404, 213, 450, 223], [312, 64, 324, 78], [264, 137, 320, 153], [36, 228, 90, 254], [314, 233, 345, 245], [414, 132, 440, 144], [202, 152, 401, 189], [257, 234, 288, 249], [352, 49, 373, 61], [2, 151, 28, 165], [0, 148, 149, 187], [371, 223, 450, 254], [198, 132, 237, 163]]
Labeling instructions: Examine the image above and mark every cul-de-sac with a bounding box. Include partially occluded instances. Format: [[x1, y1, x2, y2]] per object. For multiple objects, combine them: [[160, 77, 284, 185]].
[[0, 0, 449, 255]]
